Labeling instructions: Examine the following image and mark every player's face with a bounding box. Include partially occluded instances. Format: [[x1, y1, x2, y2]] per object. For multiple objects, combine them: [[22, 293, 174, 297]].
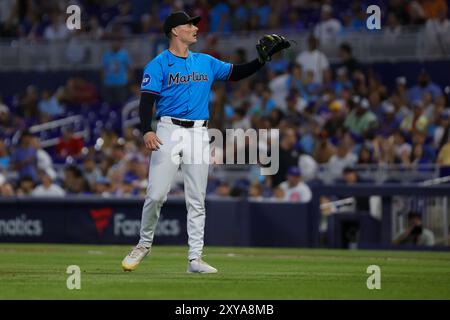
[[176, 22, 199, 45]]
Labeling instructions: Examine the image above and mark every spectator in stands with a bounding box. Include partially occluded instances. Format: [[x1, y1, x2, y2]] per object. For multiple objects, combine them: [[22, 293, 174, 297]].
[[424, 5, 450, 57], [214, 180, 231, 197], [43, 12, 70, 41], [394, 211, 435, 246], [437, 141, 450, 166], [341, 166, 370, 211], [266, 52, 290, 80], [271, 186, 285, 201], [434, 110, 450, 149], [384, 12, 402, 42], [192, 0, 209, 33], [10, 130, 37, 181], [0, 139, 10, 172], [38, 90, 63, 118], [231, 47, 247, 64], [314, 4, 342, 45], [202, 34, 222, 60], [102, 37, 132, 107], [421, 91, 436, 121], [17, 85, 40, 122], [86, 16, 104, 40], [392, 77, 409, 110], [249, 85, 276, 117], [16, 175, 35, 196], [407, 70, 443, 103], [108, 142, 128, 174], [372, 131, 394, 164], [350, 69, 368, 97], [284, 90, 305, 123], [31, 136, 56, 180], [63, 76, 99, 105], [377, 102, 401, 137], [338, 43, 360, 75], [323, 100, 346, 138], [420, 0, 448, 19], [357, 144, 376, 164], [368, 91, 383, 119], [298, 145, 318, 182], [105, 0, 134, 37], [56, 127, 84, 159], [344, 96, 378, 138], [333, 67, 353, 95], [272, 127, 300, 187], [0, 99, 14, 137], [407, 1, 427, 28], [82, 156, 102, 187], [209, 0, 231, 33], [31, 171, 65, 197], [313, 129, 336, 164], [117, 174, 140, 197], [248, 182, 264, 200], [349, 1, 367, 31], [278, 166, 312, 203], [295, 35, 330, 84], [284, 9, 304, 31], [0, 180, 14, 197], [409, 142, 434, 165], [408, 130, 436, 165], [328, 141, 358, 179], [392, 130, 412, 164], [94, 176, 112, 197], [400, 100, 429, 133]]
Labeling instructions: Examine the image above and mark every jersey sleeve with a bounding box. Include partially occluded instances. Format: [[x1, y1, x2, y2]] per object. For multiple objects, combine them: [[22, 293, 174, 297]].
[[208, 55, 233, 81], [140, 60, 163, 95]]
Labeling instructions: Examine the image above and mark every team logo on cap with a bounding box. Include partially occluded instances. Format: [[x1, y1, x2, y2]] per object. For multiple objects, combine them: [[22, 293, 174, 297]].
[[142, 74, 151, 86]]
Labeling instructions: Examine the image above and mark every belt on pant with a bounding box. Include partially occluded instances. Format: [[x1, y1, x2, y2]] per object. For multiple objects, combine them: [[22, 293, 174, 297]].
[[160, 116, 208, 128]]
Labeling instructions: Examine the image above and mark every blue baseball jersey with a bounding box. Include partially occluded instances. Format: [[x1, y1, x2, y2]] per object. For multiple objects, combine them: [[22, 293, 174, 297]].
[[140, 49, 233, 120]]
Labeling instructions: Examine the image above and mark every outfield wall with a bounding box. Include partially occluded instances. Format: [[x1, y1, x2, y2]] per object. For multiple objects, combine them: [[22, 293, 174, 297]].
[[1, 184, 449, 250], [0, 197, 312, 247]]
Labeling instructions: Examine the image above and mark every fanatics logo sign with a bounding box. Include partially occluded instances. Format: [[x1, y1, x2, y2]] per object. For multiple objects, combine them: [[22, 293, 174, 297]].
[[90, 208, 113, 235]]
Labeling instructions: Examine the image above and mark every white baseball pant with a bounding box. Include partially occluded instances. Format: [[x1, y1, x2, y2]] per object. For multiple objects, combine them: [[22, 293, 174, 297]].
[[138, 117, 210, 260]]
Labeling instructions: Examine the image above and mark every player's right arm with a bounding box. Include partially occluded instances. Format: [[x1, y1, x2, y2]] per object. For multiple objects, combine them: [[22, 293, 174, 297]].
[[140, 59, 164, 151], [139, 93, 162, 151]]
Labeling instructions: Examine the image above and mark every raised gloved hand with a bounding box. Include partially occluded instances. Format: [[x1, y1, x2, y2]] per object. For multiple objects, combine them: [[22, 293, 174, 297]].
[[256, 34, 291, 63]]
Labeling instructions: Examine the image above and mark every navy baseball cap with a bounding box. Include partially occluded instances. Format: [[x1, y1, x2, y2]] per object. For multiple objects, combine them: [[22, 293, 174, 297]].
[[163, 11, 201, 36]]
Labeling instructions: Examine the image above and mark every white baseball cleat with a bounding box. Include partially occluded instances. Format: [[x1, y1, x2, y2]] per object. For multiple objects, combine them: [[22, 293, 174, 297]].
[[122, 244, 150, 272], [187, 258, 218, 274]]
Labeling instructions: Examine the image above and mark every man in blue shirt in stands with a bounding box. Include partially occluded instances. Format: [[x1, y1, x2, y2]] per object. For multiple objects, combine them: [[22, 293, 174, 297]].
[[102, 37, 132, 107]]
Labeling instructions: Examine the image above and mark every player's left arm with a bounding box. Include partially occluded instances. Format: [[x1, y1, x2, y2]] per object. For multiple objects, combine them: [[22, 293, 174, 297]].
[[227, 58, 265, 81], [209, 33, 291, 82]]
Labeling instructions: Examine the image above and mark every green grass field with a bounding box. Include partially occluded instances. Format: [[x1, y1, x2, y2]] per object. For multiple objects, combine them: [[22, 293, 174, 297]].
[[1, 243, 450, 299]]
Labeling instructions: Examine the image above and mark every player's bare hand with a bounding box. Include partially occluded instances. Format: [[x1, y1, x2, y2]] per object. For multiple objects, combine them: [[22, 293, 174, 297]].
[[143, 132, 163, 151]]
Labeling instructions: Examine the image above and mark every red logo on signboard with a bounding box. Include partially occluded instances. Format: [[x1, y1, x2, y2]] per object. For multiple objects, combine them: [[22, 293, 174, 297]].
[[90, 208, 113, 235]]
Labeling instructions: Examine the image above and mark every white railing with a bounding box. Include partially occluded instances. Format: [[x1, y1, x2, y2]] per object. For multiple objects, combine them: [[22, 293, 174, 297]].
[[317, 163, 441, 185], [1, 27, 449, 71], [421, 175, 450, 186], [11, 115, 89, 148], [121, 99, 140, 133]]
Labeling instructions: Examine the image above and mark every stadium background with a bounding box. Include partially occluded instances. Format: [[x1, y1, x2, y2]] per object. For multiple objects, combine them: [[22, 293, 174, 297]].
[[0, 0, 450, 251]]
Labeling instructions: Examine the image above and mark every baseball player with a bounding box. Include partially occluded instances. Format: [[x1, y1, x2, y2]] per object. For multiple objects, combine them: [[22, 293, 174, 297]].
[[122, 11, 290, 273]]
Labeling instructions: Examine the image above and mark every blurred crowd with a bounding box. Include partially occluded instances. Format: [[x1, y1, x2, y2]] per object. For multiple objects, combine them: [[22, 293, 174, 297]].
[[0, 0, 449, 40], [1, 33, 450, 201], [0, 0, 450, 202]]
